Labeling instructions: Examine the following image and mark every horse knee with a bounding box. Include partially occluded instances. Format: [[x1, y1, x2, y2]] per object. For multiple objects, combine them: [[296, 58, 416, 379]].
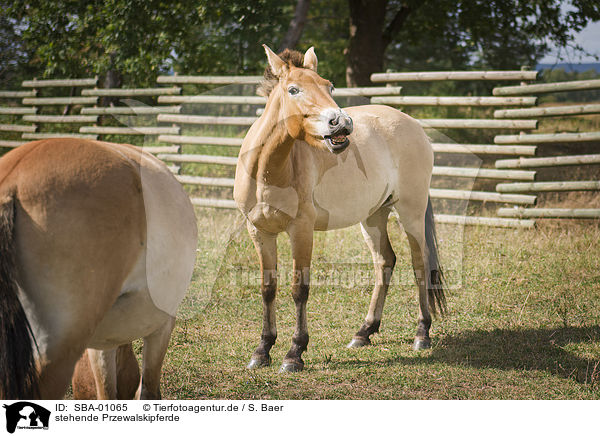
[[292, 283, 309, 304]]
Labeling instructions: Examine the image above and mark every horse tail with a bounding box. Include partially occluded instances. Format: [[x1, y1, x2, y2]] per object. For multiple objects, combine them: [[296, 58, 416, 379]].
[[0, 193, 39, 399], [424, 196, 446, 316]]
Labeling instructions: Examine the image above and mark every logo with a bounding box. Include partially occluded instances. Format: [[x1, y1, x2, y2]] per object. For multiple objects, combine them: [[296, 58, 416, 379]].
[[3, 402, 50, 433]]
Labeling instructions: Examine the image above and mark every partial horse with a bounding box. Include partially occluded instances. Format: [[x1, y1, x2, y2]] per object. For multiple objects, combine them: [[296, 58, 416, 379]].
[[234, 46, 445, 372], [72, 344, 140, 400], [0, 138, 197, 399]]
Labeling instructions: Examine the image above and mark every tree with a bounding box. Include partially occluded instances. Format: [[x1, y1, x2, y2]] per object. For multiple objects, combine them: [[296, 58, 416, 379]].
[[278, 0, 311, 51], [6, 0, 204, 87], [345, 0, 600, 86]]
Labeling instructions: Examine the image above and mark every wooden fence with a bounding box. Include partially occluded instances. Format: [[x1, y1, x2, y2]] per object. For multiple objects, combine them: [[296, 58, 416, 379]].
[[1, 70, 598, 227]]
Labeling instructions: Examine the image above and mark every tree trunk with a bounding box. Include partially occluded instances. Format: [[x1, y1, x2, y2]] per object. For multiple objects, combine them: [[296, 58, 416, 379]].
[[278, 0, 311, 52], [346, 0, 387, 87], [102, 54, 122, 107], [346, 1, 414, 87]]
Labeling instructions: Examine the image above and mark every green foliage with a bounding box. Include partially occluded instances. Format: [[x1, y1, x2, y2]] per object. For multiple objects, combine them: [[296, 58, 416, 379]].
[[171, 1, 291, 75], [384, 0, 600, 72], [0, 0, 599, 87], [6, 0, 205, 86]]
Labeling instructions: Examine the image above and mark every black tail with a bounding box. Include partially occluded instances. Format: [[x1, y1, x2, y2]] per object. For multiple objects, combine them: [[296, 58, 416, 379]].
[[425, 197, 446, 315], [0, 195, 39, 399]]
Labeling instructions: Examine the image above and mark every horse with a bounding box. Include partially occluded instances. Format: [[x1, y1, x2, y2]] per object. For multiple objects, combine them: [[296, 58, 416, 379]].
[[71, 344, 140, 400], [0, 138, 197, 399], [233, 45, 445, 372]]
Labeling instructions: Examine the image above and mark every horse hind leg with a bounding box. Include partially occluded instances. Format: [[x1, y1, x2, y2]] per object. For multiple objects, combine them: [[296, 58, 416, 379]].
[[72, 344, 140, 400], [115, 343, 141, 399], [87, 348, 118, 399], [398, 198, 445, 350], [136, 316, 175, 400], [348, 207, 396, 348]]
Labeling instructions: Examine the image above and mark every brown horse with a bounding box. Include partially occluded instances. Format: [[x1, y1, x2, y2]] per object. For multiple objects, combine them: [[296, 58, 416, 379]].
[[72, 344, 140, 400], [234, 46, 445, 372], [0, 138, 197, 399]]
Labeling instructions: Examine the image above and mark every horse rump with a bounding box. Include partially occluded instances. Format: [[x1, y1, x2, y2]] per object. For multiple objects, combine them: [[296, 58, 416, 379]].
[[0, 194, 39, 399]]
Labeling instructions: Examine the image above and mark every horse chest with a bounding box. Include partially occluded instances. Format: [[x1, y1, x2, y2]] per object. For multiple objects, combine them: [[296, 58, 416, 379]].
[[247, 202, 293, 234]]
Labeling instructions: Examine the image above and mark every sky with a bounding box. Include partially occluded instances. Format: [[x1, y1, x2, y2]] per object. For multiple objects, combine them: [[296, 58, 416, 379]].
[[540, 18, 600, 64]]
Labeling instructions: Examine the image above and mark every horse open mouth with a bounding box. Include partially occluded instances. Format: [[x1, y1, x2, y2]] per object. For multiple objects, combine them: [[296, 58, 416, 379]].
[[324, 134, 349, 154]]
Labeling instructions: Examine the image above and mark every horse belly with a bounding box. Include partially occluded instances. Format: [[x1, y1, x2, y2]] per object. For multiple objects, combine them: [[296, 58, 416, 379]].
[[313, 158, 394, 230], [87, 288, 171, 350]]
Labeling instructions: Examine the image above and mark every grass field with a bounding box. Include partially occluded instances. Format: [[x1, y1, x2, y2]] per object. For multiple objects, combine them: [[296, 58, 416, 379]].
[[149, 207, 600, 400]]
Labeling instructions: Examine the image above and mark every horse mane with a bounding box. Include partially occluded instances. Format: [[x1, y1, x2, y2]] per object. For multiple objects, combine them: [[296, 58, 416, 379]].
[[257, 49, 304, 97]]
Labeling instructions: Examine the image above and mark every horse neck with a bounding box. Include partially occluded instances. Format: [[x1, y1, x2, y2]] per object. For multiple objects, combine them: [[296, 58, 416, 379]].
[[251, 92, 295, 187]]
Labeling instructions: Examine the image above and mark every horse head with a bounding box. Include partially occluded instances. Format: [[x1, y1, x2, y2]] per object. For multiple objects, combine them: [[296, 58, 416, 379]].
[[259, 45, 353, 154]]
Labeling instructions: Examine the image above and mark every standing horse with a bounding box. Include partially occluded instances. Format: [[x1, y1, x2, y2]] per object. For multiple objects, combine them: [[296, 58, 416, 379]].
[[234, 46, 445, 372], [0, 138, 197, 399]]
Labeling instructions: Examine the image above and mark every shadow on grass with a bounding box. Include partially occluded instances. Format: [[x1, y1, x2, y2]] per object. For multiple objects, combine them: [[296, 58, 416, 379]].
[[332, 326, 600, 385]]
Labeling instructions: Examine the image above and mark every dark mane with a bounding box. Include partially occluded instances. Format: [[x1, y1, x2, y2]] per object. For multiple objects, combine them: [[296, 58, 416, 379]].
[[257, 49, 304, 97]]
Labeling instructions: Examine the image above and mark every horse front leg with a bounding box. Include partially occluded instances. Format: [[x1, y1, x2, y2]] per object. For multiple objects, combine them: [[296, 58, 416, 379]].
[[247, 222, 278, 369], [280, 217, 314, 372]]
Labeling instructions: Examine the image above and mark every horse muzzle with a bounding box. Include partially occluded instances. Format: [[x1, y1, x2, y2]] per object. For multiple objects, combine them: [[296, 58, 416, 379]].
[[323, 113, 353, 154]]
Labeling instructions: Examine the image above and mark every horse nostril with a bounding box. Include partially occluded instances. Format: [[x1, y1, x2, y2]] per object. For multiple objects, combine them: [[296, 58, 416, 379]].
[[329, 116, 339, 126]]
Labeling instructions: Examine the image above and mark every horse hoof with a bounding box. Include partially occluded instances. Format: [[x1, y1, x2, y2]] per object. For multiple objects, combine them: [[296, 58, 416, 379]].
[[279, 360, 304, 373], [413, 338, 431, 350], [247, 356, 270, 369], [346, 337, 370, 348]]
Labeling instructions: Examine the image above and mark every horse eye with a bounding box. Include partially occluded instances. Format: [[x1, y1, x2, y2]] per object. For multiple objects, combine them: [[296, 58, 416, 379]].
[[288, 86, 300, 95]]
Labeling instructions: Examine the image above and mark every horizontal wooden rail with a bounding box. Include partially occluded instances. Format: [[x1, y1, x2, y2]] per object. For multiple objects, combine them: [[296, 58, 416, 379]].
[[79, 126, 180, 135], [158, 153, 238, 165], [158, 135, 243, 146], [22, 96, 98, 106], [0, 140, 29, 147], [432, 166, 535, 180], [0, 124, 37, 133], [433, 214, 535, 228], [81, 106, 182, 115], [419, 119, 537, 129], [81, 87, 182, 97], [495, 131, 600, 144], [494, 103, 600, 119], [191, 197, 238, 208], [0, 90, 36, 98], [22, 132, 99, 140], [176, 175, 235, 187], [0, 107, 37, 115], [371, 71, 538, 82], [23, 115, 99, 123], [158, 75, 262, 85], [498, 207, 600, 218], [496, 181, 600, 193], [429, 188, 536, 205], [158, 95, 266, 105], [496, 154, 600, 169], [372, 96, 537, 106], [432, 143, 537, 156], [333, 87, 402, 96], [22, 78, 98, 88], [142, 145, 180, 154], [157, 114, 257, 126], [493, 79, 600, 96]]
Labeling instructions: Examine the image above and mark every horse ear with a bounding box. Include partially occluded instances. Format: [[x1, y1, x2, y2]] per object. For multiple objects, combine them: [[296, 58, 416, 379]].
[[303, 46, 318, 72], [263, 44, 287, 77]]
